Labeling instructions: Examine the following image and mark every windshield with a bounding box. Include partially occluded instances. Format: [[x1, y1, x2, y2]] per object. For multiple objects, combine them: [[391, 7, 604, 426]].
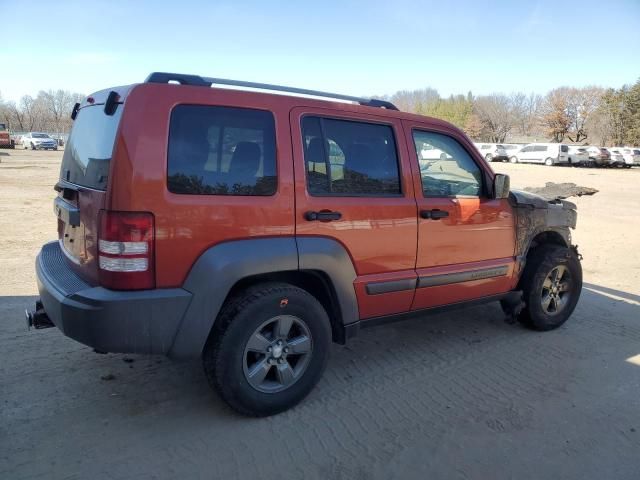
[[32, 133, 50, 138], [60, 105, 123, 190]]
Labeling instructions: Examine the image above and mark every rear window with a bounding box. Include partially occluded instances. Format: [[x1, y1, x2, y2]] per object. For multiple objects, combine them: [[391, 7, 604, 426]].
[[168, 105, 276, 196], [60, 105, 123, 190]]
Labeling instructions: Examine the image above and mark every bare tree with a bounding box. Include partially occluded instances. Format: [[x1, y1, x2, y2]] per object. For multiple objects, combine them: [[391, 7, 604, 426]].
[[386, 88, 440, 113], [473, 94, 515, 142], [511, 92, 542, 136], [565, 87, 604, 143]]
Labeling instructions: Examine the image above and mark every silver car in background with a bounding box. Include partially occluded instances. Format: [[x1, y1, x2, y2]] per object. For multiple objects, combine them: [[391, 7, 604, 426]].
[[21, 132, 58, 151]]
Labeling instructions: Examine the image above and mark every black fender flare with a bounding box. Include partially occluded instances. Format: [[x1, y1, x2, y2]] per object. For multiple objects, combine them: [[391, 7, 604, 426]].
[[169, 237, 358, 358]]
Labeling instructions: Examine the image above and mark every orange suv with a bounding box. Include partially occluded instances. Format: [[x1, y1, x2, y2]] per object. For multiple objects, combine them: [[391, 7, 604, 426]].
[[31, 72, 582, 416]]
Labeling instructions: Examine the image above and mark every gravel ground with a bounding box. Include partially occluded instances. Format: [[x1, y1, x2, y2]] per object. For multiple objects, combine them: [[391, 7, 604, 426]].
[[1, 150, 639, 479]]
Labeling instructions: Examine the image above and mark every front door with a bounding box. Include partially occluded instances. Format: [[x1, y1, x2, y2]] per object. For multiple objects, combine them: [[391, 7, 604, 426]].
[[291, 108, 418, 319], [403, 122, 517, 310]]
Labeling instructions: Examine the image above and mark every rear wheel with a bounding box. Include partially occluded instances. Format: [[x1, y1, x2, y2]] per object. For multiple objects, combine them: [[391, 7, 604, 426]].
[[203, 282, 331, 416], [516, 245, 582, 331], [485, 154, 493, 162], [544, 157, 554, 166]]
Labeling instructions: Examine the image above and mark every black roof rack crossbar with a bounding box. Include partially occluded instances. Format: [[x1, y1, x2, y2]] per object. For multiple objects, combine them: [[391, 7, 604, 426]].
[[145, 72, 399, 110]]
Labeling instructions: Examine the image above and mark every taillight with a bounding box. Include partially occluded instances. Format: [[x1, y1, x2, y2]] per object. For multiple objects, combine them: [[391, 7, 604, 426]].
[[98, 210, 155, 290]]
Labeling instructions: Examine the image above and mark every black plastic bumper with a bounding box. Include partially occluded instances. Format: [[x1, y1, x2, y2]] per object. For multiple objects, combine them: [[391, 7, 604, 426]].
[[35, 241, 192, 355]]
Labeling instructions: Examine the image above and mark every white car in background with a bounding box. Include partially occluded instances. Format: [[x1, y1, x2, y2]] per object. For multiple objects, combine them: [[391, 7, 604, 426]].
[[21, 132, 58, 150], [618, 147, 640, 166], [567, 146, 589, 166], [420, 144, 450, 161], [607, 147, 632, 168], [473, 143, 508, 162], [501, 144, 522, 162], [510, 143, 570, 166]]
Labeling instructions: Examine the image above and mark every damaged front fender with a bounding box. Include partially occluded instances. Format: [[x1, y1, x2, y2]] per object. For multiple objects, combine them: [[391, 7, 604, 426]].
[[510, 190, 578, 274]]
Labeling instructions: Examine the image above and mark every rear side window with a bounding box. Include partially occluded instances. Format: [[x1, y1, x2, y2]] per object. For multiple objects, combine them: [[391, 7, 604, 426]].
[[168, 105, 276, 196], [301, 116, 401, 196], [60, 105, 123, 190], [534, 145, 548, 152]]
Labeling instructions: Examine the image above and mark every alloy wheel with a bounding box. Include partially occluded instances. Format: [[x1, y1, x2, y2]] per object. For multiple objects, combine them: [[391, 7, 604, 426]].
[[541, 265, 572, 315], [243, 315, 313, 393]]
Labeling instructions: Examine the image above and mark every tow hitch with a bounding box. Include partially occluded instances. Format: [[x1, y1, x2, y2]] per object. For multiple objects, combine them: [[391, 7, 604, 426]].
[[25, 300, 54, 330]]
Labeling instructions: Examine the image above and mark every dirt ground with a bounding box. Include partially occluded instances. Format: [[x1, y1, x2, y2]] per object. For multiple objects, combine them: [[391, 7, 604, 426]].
[[1, 149, 639, 480]]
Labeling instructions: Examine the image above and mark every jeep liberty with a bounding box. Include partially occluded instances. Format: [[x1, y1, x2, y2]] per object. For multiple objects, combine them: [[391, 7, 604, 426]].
[[30, 72, 582, 416]]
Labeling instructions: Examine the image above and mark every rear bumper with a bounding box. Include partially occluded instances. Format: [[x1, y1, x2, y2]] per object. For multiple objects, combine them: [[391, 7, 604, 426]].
[[36, 241, 192, 355]]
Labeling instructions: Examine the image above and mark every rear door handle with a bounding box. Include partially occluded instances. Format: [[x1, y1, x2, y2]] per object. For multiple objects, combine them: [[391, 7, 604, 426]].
[[420, 209, 449, 220], [305, 210, 342, 221]]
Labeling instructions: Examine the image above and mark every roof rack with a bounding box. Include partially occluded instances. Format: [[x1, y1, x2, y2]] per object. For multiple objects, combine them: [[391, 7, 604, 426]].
[[145, 72, 399, 111]]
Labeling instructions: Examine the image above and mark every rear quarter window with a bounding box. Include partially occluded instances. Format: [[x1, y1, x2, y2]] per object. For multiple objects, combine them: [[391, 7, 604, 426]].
[[167, 105, 277, 196]]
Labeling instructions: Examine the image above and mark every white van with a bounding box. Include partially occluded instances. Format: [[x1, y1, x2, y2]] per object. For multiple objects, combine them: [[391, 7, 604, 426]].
[[511, 143, 570, 166]]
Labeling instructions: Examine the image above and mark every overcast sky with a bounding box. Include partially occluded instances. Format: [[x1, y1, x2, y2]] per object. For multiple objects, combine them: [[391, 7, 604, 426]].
[[2, 0, 639, 101]]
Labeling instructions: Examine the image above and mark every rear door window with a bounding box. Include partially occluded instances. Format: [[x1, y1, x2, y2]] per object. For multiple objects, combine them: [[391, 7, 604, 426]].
[[60, 105, 123, 190], [301, 116, 401, 196], [560, 145, 568, 152], [168, 106, 277, 196]]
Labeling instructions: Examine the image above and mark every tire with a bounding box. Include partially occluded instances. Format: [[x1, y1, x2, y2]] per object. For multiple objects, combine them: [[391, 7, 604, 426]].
[[516, 245, 582, 331], [485, 154, 493, 162], [203, 282, 331, 416], [23, 143, 28, 150], [509, 156, 518, 163], [544, 157, 554, 166], [30, 143, 36, 150]]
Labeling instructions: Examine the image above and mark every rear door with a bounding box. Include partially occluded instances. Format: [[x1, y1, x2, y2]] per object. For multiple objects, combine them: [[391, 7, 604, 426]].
[[56, 102, 123, 284], [559, 144, 569, 163], [291, 107, 418, 319], [403, 121, 517, 309]]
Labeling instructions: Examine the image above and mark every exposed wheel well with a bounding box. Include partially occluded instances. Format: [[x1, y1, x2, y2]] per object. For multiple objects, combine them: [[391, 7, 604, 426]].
[[528, 230, 568, 253], [224, 270, 346, 344]]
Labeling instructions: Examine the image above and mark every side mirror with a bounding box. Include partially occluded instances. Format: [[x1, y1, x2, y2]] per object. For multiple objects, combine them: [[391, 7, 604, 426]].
[[493, 174, 510, 199]]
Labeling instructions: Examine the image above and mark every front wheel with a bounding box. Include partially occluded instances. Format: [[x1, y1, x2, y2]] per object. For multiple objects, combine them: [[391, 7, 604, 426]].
[[509, 156, 518, 163], [203, 282, 331, 416], [516, 245, 582, 331]]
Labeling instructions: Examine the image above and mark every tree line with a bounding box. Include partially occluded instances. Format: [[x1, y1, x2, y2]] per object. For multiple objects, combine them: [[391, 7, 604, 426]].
[[2, 79, 639, 146], [380, 78, 640, 146], [0, 90, 84, 135]]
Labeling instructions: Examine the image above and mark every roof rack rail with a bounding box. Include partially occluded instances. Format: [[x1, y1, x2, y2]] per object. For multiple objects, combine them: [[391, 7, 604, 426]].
[[145, 72, 399, 110]]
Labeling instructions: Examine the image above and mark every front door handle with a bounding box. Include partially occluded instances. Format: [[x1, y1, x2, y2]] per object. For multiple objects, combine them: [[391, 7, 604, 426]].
[[305, 210, 342, 221], [420, 209, 449, 220]]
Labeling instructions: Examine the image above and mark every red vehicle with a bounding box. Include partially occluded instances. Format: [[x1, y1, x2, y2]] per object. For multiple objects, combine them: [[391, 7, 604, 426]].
[[0, 123, 14, 148], [30, 72, 582, 416]]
